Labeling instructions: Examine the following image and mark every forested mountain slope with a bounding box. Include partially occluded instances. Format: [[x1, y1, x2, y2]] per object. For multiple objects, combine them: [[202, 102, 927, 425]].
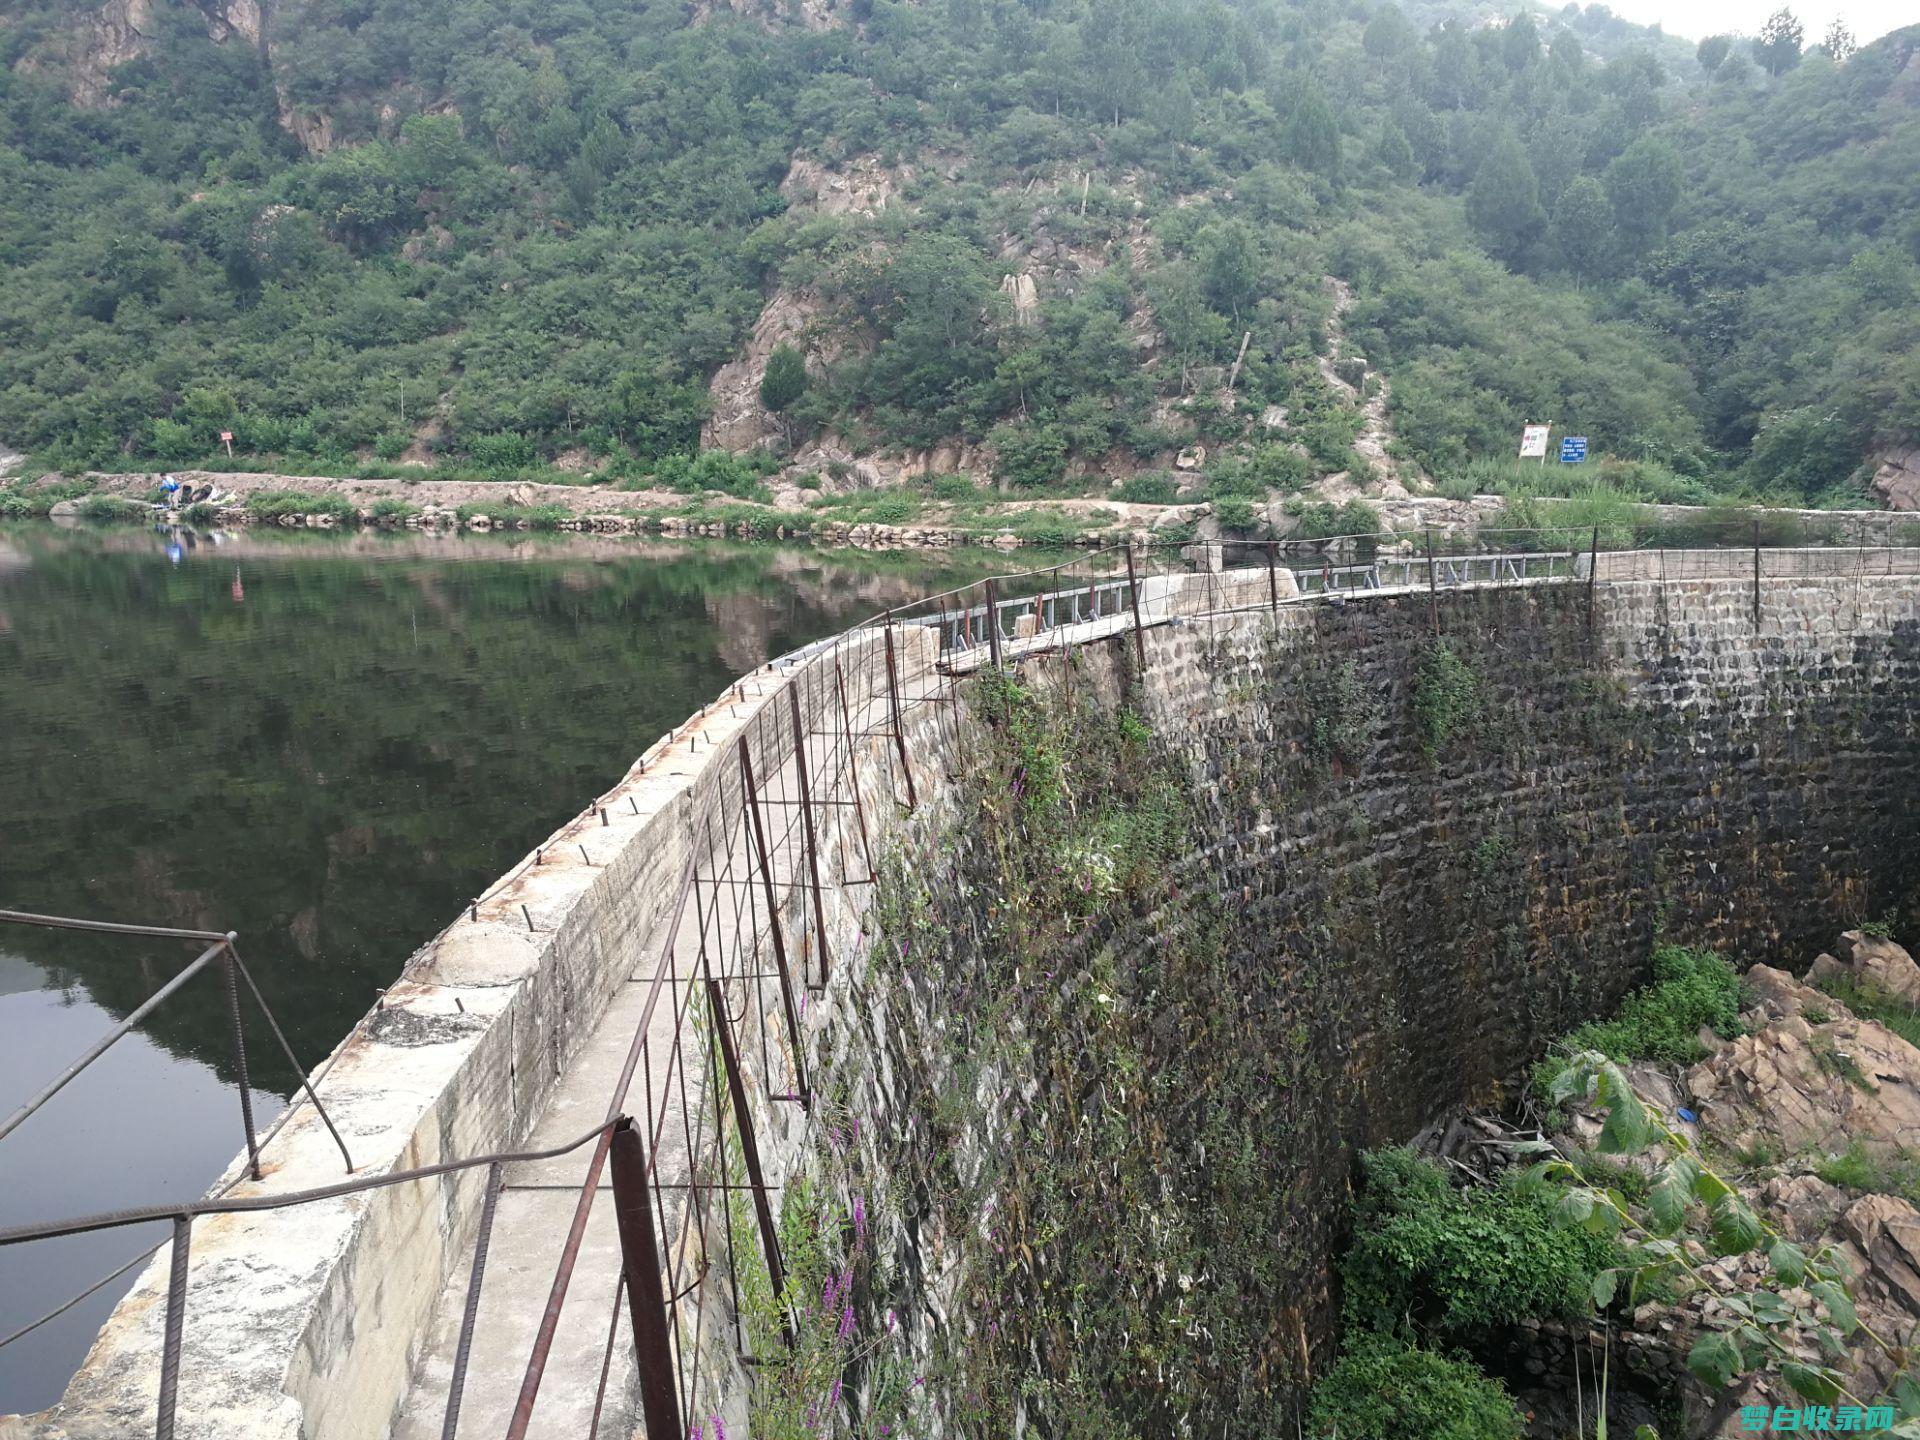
[[1, 0, 1915, 507]]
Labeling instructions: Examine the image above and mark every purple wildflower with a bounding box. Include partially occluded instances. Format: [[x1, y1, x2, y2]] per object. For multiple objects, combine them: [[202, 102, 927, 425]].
[[830, 1377, 842, 1409], [712, 1417, 727, 1440], [852, 1194, 866, 1240], [838, 1303, 855, 1340], [885, 1308, 898, 1333]]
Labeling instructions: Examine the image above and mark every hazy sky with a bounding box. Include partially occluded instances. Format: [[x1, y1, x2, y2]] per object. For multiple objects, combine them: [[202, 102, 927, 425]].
[[1593, 0, 1913, 45]]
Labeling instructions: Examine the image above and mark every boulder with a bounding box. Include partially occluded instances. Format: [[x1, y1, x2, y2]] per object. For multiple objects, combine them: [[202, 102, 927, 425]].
[[1687, 994, 1920, 1156], [1834, 931, 1920, 1006], [1840, 1194, 1920, 1317], [1870, 446, 1920, 511], [1758, 1173, 1846, 1243]]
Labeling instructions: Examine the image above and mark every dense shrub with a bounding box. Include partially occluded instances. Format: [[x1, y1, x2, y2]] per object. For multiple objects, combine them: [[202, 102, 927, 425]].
[[1340, 1148, 1619, 1339], [1308, 1333, 1523, 1440]]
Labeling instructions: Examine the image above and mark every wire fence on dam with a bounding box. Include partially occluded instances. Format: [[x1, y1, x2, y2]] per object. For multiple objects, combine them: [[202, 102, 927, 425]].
[[7, 523, 1920, 1440]]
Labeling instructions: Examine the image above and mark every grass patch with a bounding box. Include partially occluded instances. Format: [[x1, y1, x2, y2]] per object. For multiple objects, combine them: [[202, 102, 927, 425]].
[[1532, 944, 1743, 1099], [246, 490, 359, 521], [74, 495, 151, 522], [1812, 974, 1920, 1051], [453, 501, 572, 529]]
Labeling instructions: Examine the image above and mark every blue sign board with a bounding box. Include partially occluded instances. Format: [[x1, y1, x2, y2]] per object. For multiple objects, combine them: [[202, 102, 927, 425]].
[[1560, 436, 1589, 464]]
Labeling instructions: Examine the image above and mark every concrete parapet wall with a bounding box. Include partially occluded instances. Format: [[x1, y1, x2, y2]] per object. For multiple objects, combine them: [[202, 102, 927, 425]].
[[20, 626, 938, 1440]]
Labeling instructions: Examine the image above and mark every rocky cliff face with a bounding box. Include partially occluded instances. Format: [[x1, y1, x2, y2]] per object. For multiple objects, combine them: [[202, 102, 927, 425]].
[[23, 0, 264, 107]]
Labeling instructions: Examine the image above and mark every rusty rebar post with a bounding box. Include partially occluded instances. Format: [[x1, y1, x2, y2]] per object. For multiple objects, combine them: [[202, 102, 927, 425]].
[[1752, 520, 1762, 630], [984, 577, 1004, 668], [702, 977, 788, 1326], [738, 735, 808, 1100], [1424, 527, 1441, 636], [1586, 525, 1599, 634], [608, 1120, 686, 1440], [221, 941, 262, 1182], [155, 1214, 191, 1440], [440, 1161, 502, 1440], [881, 614, 917, 812], [1265, 541, 1280, 614], [832, 660, 877, 884], [787, 685, 832, 989], [1124, 544, 1147, 672]]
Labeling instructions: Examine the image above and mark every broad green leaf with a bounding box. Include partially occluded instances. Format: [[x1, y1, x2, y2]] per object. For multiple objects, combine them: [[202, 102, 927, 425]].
[[1555, 1187, 1596, 1228], [1708, 1194, 1762, 1255], [1896, 1371, 1920, 1419], [1592, 1268, 1619, 1309], [1811, 1279, 1858, 1335], [1767, 1239, 1808, 1285], [1649, 1159, 1697, 1234], [1782, 1362, 1843, 1403], [1597, 1082, 1650, 1155], [1686, 1330, 1742, 1389], [1693, 1167, 1735, 1206], [1750, 1290, 1791, 1325]]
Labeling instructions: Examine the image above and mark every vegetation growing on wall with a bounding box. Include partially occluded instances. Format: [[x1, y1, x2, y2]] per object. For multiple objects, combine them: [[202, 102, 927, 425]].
[[834, 667, 1324, 1436]]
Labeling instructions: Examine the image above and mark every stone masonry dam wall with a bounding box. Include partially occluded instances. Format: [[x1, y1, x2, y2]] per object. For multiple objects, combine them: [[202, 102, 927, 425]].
[[21, 553, 1920, 1440], [804, 563, 1920, 1438]]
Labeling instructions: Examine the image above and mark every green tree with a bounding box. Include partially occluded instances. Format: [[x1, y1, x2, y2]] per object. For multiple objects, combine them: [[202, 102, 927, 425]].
[[1500, 12, 1539, 72], [758, 344, 808, 416], [1822, 19, 1856, 62], [1755, 8, 1804, 77], [1466, 130, 1543, 265], [1282, 83, 1341, 179], [1696, 34, 1733, 72], [1548, 176, 1615, 281], [1362, 4, 1415, 58], [1604, 135, 1683, 256]]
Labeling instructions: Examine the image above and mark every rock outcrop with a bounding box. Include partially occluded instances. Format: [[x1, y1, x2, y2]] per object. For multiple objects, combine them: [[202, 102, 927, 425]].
[[1870, 446, 1920, 512], [1688, 963, 1920, 1157]]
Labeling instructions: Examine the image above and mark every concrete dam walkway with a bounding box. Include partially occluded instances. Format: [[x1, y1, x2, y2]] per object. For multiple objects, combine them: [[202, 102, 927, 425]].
[[12, 537, 1920, 1440]]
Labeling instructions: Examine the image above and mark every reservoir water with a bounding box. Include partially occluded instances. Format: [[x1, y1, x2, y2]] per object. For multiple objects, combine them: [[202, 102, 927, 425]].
[[0, 521, 1008, 1412]]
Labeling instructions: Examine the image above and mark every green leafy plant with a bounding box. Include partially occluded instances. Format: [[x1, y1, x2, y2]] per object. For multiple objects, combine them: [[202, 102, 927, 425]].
[[1531, 945, 1741, 1101], [1410, 639, 1481, 757], [1308, 1332, 1524, 1440], [1341, 1148, 1618, 1339], [1531, 1053, 1920, 1425]]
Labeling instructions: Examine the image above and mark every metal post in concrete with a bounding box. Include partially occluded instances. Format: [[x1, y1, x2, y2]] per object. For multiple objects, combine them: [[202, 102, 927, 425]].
[[701, 978, 788, 1332], [833, 660, 877, 884], [738, 735, 808, 1100], [1124, 545, 1147, 673], [1586, 526, 1599, 634], [881, 614, 917, 812], [439, 1161, 502, 1440], [1265, 542, 1280, 614], [786, 685, 832, 989], [221, 943, 262, 1181], [1424, 527, 1440, 637], [155, 1214, 191, 1440], [1753, 520, 1762, 629], [608, 1120, 685, 1440]]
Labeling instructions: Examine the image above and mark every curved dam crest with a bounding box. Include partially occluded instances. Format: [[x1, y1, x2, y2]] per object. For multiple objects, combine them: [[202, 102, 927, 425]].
[[19, 548, 1920, 1439]]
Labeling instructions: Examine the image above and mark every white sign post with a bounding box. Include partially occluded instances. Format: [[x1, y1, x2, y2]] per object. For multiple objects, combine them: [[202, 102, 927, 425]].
[[1519, 424, 1551, 462], [220, 430, 234, 457]]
